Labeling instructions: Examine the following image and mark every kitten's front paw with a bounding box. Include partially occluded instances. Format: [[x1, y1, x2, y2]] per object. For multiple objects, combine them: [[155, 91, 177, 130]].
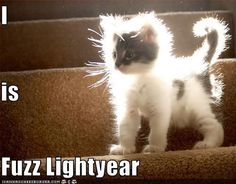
[[142, 145, 165, 154], [193, 141, 216, 149], [109, 144, 135, 155]]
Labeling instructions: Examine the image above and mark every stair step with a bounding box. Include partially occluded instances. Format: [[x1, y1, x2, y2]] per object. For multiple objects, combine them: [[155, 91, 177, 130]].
[[0, 59, 236, 158]]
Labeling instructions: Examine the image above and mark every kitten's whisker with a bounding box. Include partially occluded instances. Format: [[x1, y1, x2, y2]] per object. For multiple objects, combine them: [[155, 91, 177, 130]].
[[86, 67, 107, 73], [86, 61, 106, 67], [91, 43, 103, 48], [86, 69, 107, 74], [85, 64, 105, 68], [102, 82, 109, 96], [99, 55, 104, 61], [88, 37, 102, 44], [88, 73, 109, 89], [86, 25, 108, 89], [85, 63, 108, 78], [86, 69, 108, 75], [115, 32, 125, 41], [90, 41, 102, 46], [85, 73, 105, 77], [86, 60, 105, 65], [84, 71, 107, 78], [85, 65, 101, 69], [98, 26, 104, 37], [88, 28, 103, 38], [130, 31, 141, 38]]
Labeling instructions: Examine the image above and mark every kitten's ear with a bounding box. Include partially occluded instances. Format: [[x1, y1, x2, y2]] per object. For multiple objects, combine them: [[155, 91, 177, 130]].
[[140, 24, 156, 43], [99, 15, 116, 31]]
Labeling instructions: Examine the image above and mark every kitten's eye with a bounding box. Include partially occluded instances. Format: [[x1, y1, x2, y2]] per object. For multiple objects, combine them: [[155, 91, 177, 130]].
[[113, 51, 117, 59], [125, 50, 135, 60]]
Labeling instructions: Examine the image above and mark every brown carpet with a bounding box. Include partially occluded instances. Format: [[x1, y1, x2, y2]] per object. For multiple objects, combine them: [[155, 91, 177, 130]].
[[0, 59, 236, 162]]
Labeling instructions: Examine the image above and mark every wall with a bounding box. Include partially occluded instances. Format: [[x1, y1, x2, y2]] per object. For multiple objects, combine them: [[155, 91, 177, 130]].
[[1, 0, 236, 54]]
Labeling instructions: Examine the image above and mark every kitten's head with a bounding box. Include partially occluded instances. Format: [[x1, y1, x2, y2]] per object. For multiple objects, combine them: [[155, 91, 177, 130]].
[[100, 12, 172, 74]]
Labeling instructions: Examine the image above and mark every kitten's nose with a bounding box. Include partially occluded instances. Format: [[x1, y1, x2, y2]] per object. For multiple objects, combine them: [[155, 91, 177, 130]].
[[115, 62, 122, 68]]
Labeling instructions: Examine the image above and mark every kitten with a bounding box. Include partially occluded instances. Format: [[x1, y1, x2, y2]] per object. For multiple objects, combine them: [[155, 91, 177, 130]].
[[88, 12, 229, 154]]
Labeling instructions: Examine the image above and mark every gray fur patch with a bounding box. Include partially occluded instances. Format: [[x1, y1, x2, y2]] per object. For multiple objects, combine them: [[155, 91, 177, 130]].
[[196, 72, 212, 94], [196, 72, 223, 123], [205, 30, 218, 63], [173, 80, 185, 100]]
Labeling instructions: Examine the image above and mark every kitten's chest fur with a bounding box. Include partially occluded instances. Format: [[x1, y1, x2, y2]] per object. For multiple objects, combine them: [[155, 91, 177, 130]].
[[125, 75, 170, 117], [132, 82, 149, 112]]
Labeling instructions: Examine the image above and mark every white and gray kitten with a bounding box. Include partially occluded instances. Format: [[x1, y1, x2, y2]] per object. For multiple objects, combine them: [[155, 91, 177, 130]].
[[88, 12, 229, 154]]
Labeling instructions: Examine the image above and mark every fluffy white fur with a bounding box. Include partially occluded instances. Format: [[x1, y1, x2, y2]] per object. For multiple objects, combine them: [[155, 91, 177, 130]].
[[89, 12, 229, 155]]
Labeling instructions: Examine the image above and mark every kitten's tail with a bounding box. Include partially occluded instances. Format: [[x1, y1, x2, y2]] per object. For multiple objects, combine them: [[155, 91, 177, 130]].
[[193, 17, 230, 65]]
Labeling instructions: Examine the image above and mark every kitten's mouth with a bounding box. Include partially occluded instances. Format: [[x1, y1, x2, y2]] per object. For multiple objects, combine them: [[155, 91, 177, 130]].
[[116, 65, 127, 73]]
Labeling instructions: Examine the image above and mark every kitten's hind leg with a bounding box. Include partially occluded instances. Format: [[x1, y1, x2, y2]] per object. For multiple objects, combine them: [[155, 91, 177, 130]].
[[193, 117, 224, 149], [110, 109, 140, 155]]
